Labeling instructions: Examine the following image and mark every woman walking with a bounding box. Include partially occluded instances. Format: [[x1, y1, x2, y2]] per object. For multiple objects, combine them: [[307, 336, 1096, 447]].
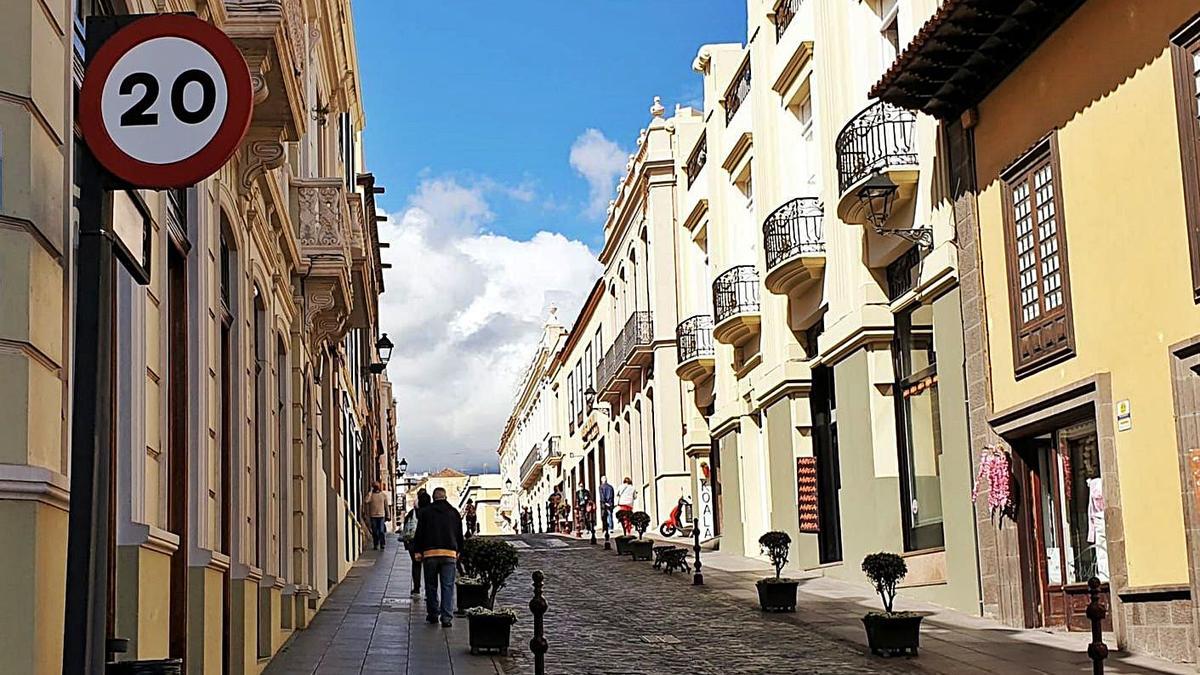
[[401, 489, 432, 596]]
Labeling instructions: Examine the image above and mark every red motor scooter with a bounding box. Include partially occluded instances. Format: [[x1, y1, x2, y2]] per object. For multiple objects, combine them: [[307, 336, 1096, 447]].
[[659, 496, 694, 538]]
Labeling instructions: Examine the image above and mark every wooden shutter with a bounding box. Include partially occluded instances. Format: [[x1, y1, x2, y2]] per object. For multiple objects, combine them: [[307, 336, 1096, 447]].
[[1001, 133, 1075, 377], [1172, 13, 1200, 302]]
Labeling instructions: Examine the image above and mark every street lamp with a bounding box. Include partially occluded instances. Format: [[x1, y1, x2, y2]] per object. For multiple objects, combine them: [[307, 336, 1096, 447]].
[[584, 385, 596, 411], [398, 457, 408, 475], [856, 174, 931, 248], [506, 478, 513, 491], [368, 333, 394, 374]]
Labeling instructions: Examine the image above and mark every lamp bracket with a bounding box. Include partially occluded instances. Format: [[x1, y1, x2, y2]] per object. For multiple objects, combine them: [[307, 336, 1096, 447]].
[[873, 225, 933, 249]]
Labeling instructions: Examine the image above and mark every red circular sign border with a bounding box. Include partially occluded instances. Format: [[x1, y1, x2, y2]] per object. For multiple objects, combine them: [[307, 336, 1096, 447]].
[[79, 14, 253, 189]]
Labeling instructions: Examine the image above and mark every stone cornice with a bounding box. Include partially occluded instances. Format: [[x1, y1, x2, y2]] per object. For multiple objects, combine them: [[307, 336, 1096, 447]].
[[119, 523, 181, 557], [0, 464, 69, 512]]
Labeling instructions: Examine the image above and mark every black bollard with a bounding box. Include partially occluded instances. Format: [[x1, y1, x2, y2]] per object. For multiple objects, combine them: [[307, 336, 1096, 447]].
[[530, 571, 548, 675], [590, 517, 597, 545], [1086, 577, 1108, 674], [537, 506, 543, 534], [693, 517, 703, 586]]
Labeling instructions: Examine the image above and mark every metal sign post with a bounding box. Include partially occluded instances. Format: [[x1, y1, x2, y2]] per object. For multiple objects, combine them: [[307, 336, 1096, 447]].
[[65, 13, 252, 674]]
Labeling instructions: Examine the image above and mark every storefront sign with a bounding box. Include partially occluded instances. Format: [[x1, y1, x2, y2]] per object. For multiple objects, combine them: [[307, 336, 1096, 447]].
[[796, 457, 820, 533], [1115, 399, 1132, 432], [697, 461, 715, 541]]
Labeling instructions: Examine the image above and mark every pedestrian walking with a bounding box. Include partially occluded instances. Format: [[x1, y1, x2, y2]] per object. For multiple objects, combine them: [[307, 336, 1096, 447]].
[[464, 498, 478, 535], [401, 489, 431, 596], [616, 477, 637, 535], [549, 489, 563, 533], [413, 487, 466, 627], [599, 476, 615, 532], [364, 481, 389, 550]]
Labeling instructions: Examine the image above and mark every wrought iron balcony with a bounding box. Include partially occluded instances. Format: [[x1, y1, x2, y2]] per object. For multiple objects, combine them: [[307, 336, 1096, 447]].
[[713, 265, 761, 345], [520, 444, 543, 488], [724, 57, 752, 126], [835, 101, 917, 196], [764, 197, 826, 297], [676, 315, 715, 382], [598, 311, 654, 400], [686, 134, 707, 188], [774, 0, 802, 42]]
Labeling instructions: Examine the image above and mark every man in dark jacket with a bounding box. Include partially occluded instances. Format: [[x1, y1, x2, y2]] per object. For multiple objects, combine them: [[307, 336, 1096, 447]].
[[412, 487, 465, 626]]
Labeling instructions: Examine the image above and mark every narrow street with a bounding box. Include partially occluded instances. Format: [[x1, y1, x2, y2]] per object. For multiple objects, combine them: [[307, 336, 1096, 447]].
[[265, 535, 1189, 674]]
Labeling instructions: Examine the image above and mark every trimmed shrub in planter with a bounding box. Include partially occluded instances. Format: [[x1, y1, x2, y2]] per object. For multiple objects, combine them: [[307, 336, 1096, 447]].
[[466, 607, 517, 655], [466, 539, 520, 656], [755, 531, 799, 612], [861, 552, 922, 657], [455, 537, 489, 615], [628, 511, 653, 561]]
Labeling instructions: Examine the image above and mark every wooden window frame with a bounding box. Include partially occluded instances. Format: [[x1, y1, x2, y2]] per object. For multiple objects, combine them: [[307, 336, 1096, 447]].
[[1000, 131, 1076, 378], [1171, 12, 1200, 302]]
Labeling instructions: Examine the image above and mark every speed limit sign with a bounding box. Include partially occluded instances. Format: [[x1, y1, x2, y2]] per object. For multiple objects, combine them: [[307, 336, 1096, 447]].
[[79, 14, 253, 189]]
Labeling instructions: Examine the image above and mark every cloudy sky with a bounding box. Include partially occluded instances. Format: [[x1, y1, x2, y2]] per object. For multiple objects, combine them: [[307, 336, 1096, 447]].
[[353, 2, 745, 472]]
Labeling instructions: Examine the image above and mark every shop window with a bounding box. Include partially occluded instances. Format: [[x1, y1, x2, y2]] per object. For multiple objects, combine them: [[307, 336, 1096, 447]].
[[892, 301, 944, 551], [1000, 133, 1075, 376]]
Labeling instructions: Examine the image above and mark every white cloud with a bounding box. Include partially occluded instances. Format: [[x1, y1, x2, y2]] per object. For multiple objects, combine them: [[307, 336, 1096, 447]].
[[378, 178, 600, 473], [569, 128, 628, 219]]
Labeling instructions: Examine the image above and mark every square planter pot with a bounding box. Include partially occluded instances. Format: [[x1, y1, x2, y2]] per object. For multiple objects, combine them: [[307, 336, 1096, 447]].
[[455, 580, 490, 616], [629, 539, 654, 561], [614, 535, 635, 556], [467, 612, 513, 655], [861, 613, 923, 657], [755, 579, 799, 612]]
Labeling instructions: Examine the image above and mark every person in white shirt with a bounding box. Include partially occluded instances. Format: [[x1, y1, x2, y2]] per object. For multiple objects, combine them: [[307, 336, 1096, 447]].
[[615, 477, 637, 535]]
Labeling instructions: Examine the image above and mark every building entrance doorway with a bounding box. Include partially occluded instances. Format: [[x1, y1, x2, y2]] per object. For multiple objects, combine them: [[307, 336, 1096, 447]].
[[1015, 419, 1112, 631]]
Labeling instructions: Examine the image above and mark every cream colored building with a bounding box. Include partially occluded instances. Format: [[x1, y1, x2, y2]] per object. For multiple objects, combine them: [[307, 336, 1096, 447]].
[[499, 312, 568, 531], [673, 0, 978, 612], [457, 473, 506, 536], [0, 1, 396, 673]]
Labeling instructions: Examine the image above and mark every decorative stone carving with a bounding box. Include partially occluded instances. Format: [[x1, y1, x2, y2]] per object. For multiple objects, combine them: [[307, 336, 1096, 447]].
[[302, 277, 349, 349], [283, 0, 306, 74], [296, 182, 348, 248], [650, 96, 665, 118], [239, 137, 286, 197]]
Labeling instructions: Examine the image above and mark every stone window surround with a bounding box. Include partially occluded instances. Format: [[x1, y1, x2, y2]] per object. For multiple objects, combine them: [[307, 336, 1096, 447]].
[[987, 374, 1129, 641]]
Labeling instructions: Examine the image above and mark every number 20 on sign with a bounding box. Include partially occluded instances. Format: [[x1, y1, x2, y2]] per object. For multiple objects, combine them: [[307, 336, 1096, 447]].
[[79, 14, 253, 189]]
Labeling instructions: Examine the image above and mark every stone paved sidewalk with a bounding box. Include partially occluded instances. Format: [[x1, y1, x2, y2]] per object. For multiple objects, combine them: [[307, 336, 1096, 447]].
[[263, 542, 499, 675]]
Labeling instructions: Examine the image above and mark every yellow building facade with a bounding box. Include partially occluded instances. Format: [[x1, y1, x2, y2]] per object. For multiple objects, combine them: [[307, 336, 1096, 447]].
[[0, 1, 396, 672], [875, 0, 1200, 663]]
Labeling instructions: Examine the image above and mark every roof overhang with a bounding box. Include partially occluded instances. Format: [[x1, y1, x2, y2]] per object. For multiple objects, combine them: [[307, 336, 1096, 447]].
[[870, 0, 1086, 120]]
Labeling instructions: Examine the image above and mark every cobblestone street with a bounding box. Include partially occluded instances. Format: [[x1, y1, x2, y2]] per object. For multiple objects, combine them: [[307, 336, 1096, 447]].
[[490, 536, 916, 675], [266, 534, 1190, 674]]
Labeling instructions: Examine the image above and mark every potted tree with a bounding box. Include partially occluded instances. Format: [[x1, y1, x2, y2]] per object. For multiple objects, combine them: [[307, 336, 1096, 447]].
[[455, 537, 489, 616], [466, 538, 520, 655], [614, 510, 635, 555], [861, 552, 922, 657], [755, 531, 799, 612], [628, 511, 653, 561]]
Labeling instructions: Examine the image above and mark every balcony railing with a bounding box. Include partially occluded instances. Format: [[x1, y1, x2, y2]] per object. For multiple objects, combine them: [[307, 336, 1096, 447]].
[[686, 134, 707, 188], [676, 315, 715, 364], [713, 266, 760, 324], [774, 0, 802, 42], [546, 436, 563, 465], [835, 101, 917, 195], [724, 57, 752, 125], [520, 444, 542, 483], [598, 311, 654, 391], [765, 197, 825, 270]]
